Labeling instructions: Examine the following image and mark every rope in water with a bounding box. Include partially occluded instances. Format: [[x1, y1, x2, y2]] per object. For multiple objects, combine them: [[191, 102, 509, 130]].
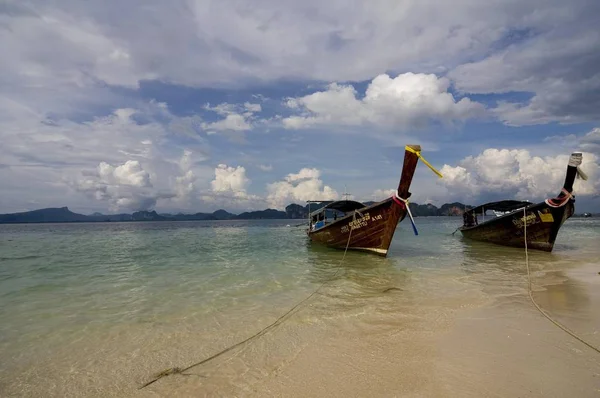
[[139, 213, 357, 389], [522, 207, 600, 354]]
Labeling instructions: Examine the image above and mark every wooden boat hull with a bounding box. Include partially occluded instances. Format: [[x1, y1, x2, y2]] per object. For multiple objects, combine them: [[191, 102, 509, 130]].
[[459, 200, 574, 252], [305, 144, 435, 257], [307, 198, 406, 256]]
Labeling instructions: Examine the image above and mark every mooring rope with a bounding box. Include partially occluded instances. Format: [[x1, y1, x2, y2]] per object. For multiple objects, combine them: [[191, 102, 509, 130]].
[[139, 212, 358, 389], [522, 207, 600, 354]]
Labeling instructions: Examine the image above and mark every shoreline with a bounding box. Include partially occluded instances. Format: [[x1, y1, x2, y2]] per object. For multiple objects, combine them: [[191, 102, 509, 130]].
[[2, 238, 599, 397], [136, 259, 600, 397]]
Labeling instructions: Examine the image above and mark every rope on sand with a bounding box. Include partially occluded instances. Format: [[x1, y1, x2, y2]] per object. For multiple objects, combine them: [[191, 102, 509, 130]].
[[139, 212, 358, 389], [522, 207, 600, 354]]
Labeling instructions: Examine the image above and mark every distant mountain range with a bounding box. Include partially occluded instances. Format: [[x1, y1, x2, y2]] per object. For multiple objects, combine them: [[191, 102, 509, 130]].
[[0, 201, 482, 224]]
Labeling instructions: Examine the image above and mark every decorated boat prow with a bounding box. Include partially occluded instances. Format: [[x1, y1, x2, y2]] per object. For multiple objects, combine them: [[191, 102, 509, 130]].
[[459, 152, 587, 252], [306, 145, 442, 257]]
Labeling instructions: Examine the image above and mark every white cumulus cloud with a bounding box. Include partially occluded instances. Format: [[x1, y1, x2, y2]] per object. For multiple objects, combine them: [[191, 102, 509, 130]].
[[267, 168, 338, 209], [211, 164, 250, 196], [74, 160, 174, 211], [203, 113, 252, 132], [282, 73, 485, 130], [258, 164, 273, 172], [244, 102, 262, 113], [202, 102, 262, 133], [200, 163, 264, 210], [97, 160, 151, 187], [580, 127, 600, 154], [0, 100, 213, 213], [172, 150, 201, 207], [439, 149, 599, 202]]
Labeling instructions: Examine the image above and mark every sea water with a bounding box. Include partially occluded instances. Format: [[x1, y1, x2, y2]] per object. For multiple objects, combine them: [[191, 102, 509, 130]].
[[0, 217, 599, 396]]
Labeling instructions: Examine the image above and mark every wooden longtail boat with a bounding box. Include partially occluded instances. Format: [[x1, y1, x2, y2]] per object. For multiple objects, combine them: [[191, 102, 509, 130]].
[[306, 145, 441, 257], [459, 152, 586, 252]]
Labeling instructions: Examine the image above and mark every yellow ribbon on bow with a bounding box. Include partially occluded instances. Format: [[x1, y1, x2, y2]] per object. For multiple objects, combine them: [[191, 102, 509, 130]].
[[405, 146, 443, 179]]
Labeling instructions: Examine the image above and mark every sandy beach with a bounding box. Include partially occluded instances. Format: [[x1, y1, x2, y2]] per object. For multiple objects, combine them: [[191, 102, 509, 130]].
[[436, 267, 600, 398], [136, 262, 600, 397], [2, 220, 599, 398]]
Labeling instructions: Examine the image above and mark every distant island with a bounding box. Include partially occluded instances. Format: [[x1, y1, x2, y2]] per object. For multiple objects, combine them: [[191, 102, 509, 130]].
[[0, 203, 595, 224], [0, 202, 475, 224]]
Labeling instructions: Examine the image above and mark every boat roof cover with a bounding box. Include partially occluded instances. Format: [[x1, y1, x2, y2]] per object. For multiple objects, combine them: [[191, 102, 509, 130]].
[[466, 200, 531, 214], [308, 200, 366, 216]]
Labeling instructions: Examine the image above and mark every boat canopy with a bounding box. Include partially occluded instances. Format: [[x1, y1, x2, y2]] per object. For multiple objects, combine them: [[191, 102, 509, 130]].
[[466, 200, 531, 215], [308, 200, 366, 217]]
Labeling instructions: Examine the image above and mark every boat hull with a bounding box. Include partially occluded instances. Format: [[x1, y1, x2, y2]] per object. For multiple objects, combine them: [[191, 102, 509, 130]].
[[459, 200, 574, 252], [307, 198, 406, 256]]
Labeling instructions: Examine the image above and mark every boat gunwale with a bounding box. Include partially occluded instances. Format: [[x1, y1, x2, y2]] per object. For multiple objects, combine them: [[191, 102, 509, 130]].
[[307, 199, 368, 218]]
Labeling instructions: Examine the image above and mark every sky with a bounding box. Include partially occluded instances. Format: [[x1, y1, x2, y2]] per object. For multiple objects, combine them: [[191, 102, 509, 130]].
[[1, 0, 600, 214]]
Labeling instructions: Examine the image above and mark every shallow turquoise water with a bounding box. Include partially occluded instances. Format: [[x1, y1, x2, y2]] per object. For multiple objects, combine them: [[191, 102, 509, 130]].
[[0, 217, 598, 396]]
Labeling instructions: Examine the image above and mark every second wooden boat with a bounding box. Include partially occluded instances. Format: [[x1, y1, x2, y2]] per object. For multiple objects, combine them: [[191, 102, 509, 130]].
[[458, 152, 586, 252]]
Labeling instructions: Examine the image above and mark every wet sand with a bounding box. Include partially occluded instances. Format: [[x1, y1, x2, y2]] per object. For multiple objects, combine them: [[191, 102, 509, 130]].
[[2, 260, 599, 397], [241, 266, 600, 398], [437, 271, 600, 397], [140, 263, 600, 397]]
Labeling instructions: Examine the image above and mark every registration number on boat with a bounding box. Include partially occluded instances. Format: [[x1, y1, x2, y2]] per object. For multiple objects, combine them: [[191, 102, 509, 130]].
[[341, 213, 382, 233], [512, 212, 538, 228]]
